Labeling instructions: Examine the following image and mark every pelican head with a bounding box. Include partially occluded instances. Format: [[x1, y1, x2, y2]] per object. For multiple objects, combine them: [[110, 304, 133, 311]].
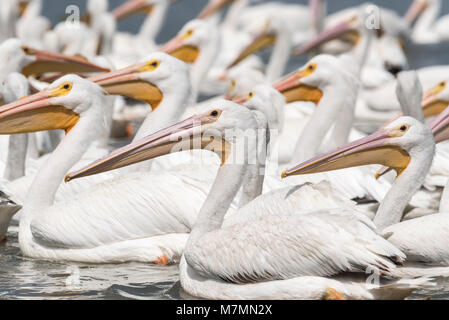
[[422, 79, 449, 118], [293, 15, 362, 56], [224, 62, 265, 100], [160, 19, 217, 64], [65, 100, 258, 181], [282, 117, 433, 179], [0, 74, 105, 135], [235, 84, 285, 132], [0, 38, 110, 78], [273, 54, 355, 104], [227, 17, 284, 69], [88, 52, 190, 110], [293, 6, 408, 75]]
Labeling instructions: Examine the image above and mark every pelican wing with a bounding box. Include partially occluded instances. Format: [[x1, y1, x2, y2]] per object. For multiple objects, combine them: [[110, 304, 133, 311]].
[[29, 168, 215, 249], [185, 210, 405, 284], [384, 213, 449, 265], [224, 181, 357, 227], [424, 142, 449, 188]]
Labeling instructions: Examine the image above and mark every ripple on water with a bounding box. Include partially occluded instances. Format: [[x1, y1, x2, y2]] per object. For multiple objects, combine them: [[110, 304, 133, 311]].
[[0, 231, 181, 300], [2, 230, 449, 299]]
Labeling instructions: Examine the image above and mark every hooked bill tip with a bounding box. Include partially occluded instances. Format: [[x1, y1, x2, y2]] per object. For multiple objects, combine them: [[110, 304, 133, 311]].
[[281, 170, 287, 179]]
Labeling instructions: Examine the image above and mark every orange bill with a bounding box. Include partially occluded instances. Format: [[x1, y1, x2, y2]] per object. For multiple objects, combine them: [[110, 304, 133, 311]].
[[21, 46, 110, 77], [65, 109, 230, 181], [283, 128, 410, 179]]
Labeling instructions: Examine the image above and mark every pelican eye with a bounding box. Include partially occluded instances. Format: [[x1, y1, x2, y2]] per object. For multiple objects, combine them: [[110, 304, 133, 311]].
[[429, 80, 447, 96], [183, 29, 194, 40], [140, 59, 160, 72], [400, 125, 408, 132], [210, 110, 219, 117], [248, 91, 254, 98], [52, 82, 73, 97], [22, 46, 33, 55], [300, 62, 317, 78]]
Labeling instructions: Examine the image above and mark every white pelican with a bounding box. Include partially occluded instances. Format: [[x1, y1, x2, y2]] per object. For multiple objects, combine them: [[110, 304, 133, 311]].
[[220, 84, 362, 216], [0, 61, 223, 263], [198, 0, 327, 96], [218, 54, 391, 206], [8, 52, 190, 209], [291, 12, 415, 127], [227, 15, 292, 83], [60, 80, 370, 266], [112, 0, 177, 64], [0, 38, 110, 163], [0, 36, 110, 119], [222, 62, 265, 101], [273, 54, 360, 165], [283, 110, 449, 267], [0, 72, 27, 242], [199, 0, 322, 46], [196, 0, 259, 96], [375, 76, 449, 200], [406, 0, 449, 44], [66, 100, 428, 300], [280, 117, 446, 280], [274, 66, 443, 218], [160, 19, 220, 100], [228, 84, 361, 218], [82, 0, 116, 57], [414, 79, 449, 190], [293, 5, 408, 89], [1, 72, 30, 181], [268, 54, 394, 203], [0, 74, 202, 263], [0, 38, 110, 85], [0, 0, 19, 42], [105, 18, 217, 122], [51, 2, 114, 59], [16, 0, 50, 49], [89, 52, 192, 141]]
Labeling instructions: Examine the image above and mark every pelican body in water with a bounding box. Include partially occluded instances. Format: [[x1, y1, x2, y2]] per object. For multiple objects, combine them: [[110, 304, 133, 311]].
[[8, 52, 193, 207], [2, 54, 234, 264], [66, 101, 429, 300], [284, 105, 449, 271], [0, 74, 198, 263]]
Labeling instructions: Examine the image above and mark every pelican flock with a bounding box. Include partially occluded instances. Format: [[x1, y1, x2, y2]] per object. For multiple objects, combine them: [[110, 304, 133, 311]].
[[3, 0, 449, 301]]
